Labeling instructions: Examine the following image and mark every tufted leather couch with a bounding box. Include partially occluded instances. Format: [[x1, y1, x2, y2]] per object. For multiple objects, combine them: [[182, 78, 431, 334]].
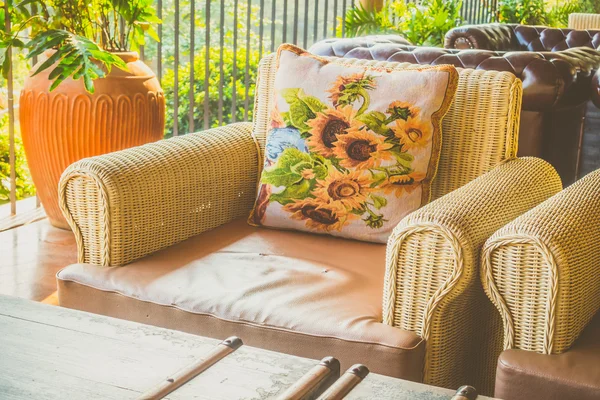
[[594, 69, 600, 108], [445, 23, 600, 52], [310, 36, 592, 184]]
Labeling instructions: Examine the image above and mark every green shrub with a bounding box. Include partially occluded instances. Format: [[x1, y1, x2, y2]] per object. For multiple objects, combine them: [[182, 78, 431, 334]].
[[0, 114, 35, 203], [497, 0, 595, 27], [161, 45, 260, 137], [497, 0, 548, 25], [342, 0, 463, 47]]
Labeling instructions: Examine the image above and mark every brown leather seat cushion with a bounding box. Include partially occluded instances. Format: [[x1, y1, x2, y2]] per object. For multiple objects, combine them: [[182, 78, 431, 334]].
[[495, 312, 600, 400], [57, 219, 425, 381]]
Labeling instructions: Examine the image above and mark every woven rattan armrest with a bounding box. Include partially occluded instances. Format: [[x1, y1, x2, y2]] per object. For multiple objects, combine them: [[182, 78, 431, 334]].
[[59, 122, 259, 267], [383, 157, 562, 391], [482, 168, 600, 356]]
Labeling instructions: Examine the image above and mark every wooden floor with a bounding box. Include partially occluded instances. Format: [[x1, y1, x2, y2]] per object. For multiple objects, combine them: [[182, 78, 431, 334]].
[[0, 218, 76, 302]]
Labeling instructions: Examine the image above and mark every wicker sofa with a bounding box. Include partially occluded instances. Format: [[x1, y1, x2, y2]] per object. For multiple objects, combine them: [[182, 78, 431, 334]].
[[569, 13, 600, 30], [480, 168, 600, 400], [57, 52, 562, 394], [310, 36, 592, 185]]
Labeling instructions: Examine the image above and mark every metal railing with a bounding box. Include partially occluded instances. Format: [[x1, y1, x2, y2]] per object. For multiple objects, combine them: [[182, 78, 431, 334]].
[[1, 0, 497, 228], [149, 0, 354, 137], [461, 0, 498, 25]]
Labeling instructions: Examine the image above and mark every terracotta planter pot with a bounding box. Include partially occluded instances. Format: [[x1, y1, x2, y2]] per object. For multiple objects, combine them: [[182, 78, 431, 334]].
[[19, 52, 165, 229]]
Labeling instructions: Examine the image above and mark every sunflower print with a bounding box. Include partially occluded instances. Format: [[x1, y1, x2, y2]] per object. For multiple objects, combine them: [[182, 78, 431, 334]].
[[283, 197, 353, 232], [392, 116, 433, 151], [386, 101, 420, 121], [312, 169, 373, 210], [252, 53, 450, 239], [333, 128, 393, 170], [306, 106, 359, 157], [327, 73, 376, 108], [380, 172, 426, 198]]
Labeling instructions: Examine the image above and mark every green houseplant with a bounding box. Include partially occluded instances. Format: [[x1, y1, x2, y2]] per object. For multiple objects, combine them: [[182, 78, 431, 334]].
[[2, 0, 165, 229]]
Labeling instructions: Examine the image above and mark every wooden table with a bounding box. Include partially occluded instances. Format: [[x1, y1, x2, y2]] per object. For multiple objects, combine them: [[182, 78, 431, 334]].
[[0, 295, 495, 399]]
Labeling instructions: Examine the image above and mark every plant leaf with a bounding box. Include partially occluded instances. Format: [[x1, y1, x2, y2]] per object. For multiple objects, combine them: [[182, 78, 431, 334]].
[[370, 194, 388, 209]]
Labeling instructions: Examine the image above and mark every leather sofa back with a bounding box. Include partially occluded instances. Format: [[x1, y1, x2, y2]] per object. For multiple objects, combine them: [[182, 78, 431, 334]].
[[514, 25, 600, 52], [309, 37, 577, 111], [445, 23, 600, 52], [593, 69, 600, 108]]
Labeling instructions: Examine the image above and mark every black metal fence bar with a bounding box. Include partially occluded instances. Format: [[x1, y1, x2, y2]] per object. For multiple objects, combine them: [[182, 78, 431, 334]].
[[157, 0, 163, 81], [4, 2, 16, 215], [173, 0, 179, 136], [218, 0, 225, 125], [204, 0, 211, 130], [243, 0, 252, 121], [231, 0, 239, 123], [189, 0, 195, 133], [259, 0, 266, 59]]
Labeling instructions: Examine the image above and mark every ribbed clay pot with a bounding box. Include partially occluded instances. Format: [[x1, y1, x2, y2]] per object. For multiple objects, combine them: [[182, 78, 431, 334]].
[[19, 52, 165, 229]]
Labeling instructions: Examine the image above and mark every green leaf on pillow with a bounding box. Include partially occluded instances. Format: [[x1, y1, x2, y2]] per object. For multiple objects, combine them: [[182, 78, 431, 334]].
[[262, 148, 311, 187], [389, 148, 414, 169], [311, 155, 331, 180], [281, 111, 292, 126], [289, 101, 315, 132], [302, 96, 327, 114], [281, 88, 303, 103], [370, 194, 388, 210], [279, 87, 328, 132], [262, 168, 303, 187], [370, 171, 388, 187], [357, 111, 389, 136], [270, 179, 313, 205]]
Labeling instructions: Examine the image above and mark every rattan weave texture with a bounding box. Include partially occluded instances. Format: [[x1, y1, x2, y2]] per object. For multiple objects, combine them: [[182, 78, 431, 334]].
[[482, 168, 600, 356], [569, 13, 600, 30], [383, 157, 562, 391], [59, 123, 258, 266]]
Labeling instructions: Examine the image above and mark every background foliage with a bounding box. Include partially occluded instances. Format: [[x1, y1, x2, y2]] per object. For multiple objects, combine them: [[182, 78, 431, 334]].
[[497, 0, 599, 26], [0, 114, 34, 203], [160, 0, 264, 136], [342, 0, 464, 47], [162, 45, 259, 136]]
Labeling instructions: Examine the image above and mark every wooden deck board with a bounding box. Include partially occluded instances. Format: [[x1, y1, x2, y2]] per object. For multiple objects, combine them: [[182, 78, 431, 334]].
[[0, 219, 76, 301]]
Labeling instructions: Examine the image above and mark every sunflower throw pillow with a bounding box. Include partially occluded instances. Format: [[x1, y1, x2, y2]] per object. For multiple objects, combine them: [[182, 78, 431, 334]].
[[249, 44, 458, 243]]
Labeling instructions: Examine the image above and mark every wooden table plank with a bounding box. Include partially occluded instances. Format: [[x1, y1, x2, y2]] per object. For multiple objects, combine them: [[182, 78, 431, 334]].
[[344, 373, 494, 400], [0, 295, 316, 399], [0, 295, 496, 399]]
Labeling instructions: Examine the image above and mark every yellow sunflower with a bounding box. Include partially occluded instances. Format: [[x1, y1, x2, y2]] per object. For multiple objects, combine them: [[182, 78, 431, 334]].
[[306, 106, 359, 157], [333, 128, 393, 170], [312, 169, 373, 210], [392, 117, 433, 151], [269, 105, 285, 129], [327, 73, 374, 107], [283, 197, 353, 232], [380, 172, 426, 198], [386, 101, 420, 120]]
